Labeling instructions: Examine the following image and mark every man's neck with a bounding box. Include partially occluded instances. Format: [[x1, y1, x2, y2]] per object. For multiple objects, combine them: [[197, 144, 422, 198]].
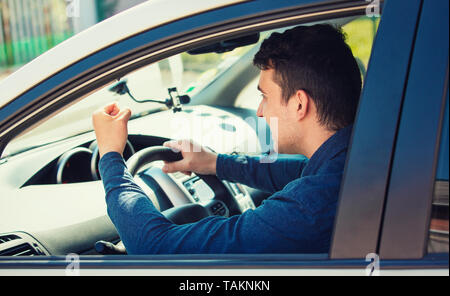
[[300, 127, 336, 159]]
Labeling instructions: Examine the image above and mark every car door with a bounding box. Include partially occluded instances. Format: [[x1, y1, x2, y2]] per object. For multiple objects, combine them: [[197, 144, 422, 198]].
[[0, 0, 447, 275], [332, 0, 449, 275]]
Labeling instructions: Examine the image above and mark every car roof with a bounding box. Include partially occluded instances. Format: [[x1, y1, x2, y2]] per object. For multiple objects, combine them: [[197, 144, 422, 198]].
[[0, 0, 246, 109]]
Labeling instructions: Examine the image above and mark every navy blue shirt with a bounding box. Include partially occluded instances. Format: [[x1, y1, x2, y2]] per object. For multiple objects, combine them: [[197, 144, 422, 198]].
[[99, 125, 353, 254]]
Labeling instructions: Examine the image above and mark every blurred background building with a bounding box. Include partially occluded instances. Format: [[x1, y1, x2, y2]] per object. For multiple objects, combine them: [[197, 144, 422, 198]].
[[0, 0, 146, 78]]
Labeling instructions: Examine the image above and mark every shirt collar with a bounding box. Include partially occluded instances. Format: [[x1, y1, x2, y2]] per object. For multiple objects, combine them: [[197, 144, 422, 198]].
[[301, 124, 353, 177]]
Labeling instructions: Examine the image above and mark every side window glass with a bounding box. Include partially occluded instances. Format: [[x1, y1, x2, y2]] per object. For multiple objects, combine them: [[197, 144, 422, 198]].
[[428, 94, 449, 254]]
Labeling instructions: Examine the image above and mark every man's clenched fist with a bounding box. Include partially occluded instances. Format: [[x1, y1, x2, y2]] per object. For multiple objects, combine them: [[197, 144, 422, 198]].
[[92, 102, 132, 159]]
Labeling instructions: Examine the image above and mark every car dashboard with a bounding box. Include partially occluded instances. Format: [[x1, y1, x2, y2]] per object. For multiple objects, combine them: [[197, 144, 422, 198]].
[[0, 105, 269, 256]]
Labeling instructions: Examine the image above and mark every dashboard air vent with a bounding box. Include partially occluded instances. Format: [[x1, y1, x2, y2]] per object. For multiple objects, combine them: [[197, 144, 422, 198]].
[[0, 243, 38, 256], [0, 234, 20, 244]]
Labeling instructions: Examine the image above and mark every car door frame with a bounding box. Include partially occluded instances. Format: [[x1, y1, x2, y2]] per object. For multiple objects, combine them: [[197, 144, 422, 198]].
[[377, 0, 449, 264], [1, 0, 447, 273], [330, 0, 423, 260], [332, 0, 449, 271]]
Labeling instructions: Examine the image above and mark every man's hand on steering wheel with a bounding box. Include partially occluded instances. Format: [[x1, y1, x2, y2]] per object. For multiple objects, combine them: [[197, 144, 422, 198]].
[[162, 140, 218, 176]]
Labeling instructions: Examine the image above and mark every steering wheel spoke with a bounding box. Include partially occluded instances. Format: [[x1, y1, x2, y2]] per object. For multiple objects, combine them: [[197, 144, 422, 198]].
[[126, 146, 238, 223]]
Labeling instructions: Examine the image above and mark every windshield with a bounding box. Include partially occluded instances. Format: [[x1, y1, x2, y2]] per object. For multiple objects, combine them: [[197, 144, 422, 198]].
[[2, 43, 259, 158]]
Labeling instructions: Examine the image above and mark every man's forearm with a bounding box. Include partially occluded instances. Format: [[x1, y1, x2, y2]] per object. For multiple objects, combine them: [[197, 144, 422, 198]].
[[99, 152, 174, 254], [215, 153, 308, 193]]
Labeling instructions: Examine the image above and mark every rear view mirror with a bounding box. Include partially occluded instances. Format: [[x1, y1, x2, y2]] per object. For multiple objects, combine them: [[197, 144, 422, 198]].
[[187, 33, 260, 55]]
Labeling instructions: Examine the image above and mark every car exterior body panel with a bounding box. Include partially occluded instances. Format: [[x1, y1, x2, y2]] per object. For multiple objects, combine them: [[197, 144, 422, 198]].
[[0, 0, 447, 275]]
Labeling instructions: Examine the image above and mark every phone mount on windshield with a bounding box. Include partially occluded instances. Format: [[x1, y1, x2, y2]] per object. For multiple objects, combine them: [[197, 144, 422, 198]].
[[109, 79, 190, 113]]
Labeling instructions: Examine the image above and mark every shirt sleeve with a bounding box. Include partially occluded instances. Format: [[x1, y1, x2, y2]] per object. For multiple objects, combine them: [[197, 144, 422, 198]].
[[216, 153, 309, 193], [98, 152, 333, 255]]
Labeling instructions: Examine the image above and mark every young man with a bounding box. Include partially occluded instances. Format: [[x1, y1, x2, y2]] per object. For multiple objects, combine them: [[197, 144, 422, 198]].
[[92, 24, 362, 254]]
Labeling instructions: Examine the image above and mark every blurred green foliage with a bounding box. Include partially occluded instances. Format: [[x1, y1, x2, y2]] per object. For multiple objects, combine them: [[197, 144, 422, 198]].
[[0, 0, 72, 71], [343, 16, 381, 69]]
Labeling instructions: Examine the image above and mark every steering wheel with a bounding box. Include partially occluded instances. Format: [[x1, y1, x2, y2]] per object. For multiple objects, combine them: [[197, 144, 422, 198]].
[[126, 146, 241, 223], [95, 146, 241, 255]]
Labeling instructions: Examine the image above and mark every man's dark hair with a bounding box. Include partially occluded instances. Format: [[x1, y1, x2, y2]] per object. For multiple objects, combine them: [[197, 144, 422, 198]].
[[253, 24, 362, 131]]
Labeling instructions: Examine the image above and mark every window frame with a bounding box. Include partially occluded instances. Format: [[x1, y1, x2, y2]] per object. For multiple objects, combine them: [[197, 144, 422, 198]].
[[378, 0, 449, 262]]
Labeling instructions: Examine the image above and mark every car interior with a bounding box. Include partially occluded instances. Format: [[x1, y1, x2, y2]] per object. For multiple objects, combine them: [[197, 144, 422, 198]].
[[0, 14, 381, 256]]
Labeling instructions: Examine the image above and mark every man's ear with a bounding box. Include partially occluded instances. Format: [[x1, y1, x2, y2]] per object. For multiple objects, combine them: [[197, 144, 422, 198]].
[[294, 89, 310, 121]]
